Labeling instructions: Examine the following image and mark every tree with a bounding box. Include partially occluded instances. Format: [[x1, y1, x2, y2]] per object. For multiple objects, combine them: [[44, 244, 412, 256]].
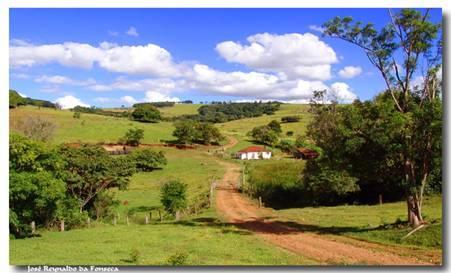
[[128, 148, 167, 171], [123, 128, 144, 146], [131, 104, 161, 123], [15, 116, 56, 142], [73, 112, 81, 119], [281, 116, 301, 123], [323, 8, 441, 226], [173, 120, 198, 144], [196, 123, 224, 144], [58, 144, 135, 213], [160, 180, 187, 221], [248, 125, 279, 147], [9, 133, 68, 236], [268, 120, 282, 134]]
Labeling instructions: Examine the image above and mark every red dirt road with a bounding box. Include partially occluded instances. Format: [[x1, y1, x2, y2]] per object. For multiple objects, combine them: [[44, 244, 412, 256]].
[[215, 159, 440, 265]]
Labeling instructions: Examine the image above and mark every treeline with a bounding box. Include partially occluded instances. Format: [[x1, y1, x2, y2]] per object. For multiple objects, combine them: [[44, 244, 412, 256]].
[[9, 90, 56, 109], [72, 106, 131, 118], [176, 102, 281, 123], [9, 133, 167, 237]]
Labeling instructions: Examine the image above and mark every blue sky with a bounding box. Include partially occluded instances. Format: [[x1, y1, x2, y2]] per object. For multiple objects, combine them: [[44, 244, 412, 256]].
[[9, 8, 441, 108]]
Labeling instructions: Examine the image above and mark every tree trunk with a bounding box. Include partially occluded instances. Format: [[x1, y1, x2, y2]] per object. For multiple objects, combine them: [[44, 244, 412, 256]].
[[407, 196, 421, 227]]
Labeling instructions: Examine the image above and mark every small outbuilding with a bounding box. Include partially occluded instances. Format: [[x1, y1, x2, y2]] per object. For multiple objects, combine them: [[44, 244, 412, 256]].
[[293, 147, 319, 160], [236, 146, 272, 160]]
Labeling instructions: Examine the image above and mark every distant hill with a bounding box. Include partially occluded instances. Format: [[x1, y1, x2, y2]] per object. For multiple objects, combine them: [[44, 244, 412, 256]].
[[9, 90, 56, 109]]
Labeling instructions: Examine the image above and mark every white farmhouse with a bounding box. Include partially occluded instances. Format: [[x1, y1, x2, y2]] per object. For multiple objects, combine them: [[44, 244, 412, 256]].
[[236, 146, 272, 160]]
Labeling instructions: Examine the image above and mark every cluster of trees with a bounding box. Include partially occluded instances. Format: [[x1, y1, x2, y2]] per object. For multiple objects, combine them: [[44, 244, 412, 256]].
[[194, 102, 281, 123], [172, 120, 224, 145], [9, 90, 56, 109], [248, 120, 282, 147], [133, 102, 175, 108], [131, 104, 162, 123], [72, 106, 130, 118], [10, 133, 167, 237]]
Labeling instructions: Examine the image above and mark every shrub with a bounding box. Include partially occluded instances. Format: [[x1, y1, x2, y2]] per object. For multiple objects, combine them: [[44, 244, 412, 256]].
[[281, 116, 301, 123], [248, 125, 279, 147], [286, 131, 294, 136], [166, 252, 188, 266], [130, 248, 141, 263], [160, 180, 187, 216], [123, 128, 144, 146], [15, 116, 56, 142], [73, 112, 81, 119]]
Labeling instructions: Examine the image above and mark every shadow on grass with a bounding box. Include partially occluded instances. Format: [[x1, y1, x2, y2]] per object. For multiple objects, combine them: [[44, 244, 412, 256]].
[[156, 217, 254, 235]]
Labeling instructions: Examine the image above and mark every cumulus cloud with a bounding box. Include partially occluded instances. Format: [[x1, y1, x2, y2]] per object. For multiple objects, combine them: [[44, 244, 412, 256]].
[[54, 95, 89, 109], [35, 75, 96, 86], [10, 42, 183, 77], [216, 32, 337, 80], [120, 95, 138, 105], [144, 91, 180, 102], [126, 27, 139, 37], [338, 66, 362, 79], [329, 82, 358, 103], [18, 92, 27, 98]]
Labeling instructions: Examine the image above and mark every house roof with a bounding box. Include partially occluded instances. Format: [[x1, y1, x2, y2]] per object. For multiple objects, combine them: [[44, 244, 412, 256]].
[[237, 146, 270, 153]]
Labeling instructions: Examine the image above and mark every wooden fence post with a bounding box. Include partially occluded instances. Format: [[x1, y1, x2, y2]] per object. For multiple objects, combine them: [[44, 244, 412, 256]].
[[145, 216, 149, 224], [60, 220, 65, 232], [175, 211, 180, 221], [87, 217, 91, 228], [126, 216, 130, 226], [379, 194, 383, 205], [258, 196, 263, 208], [113, 216, 117, 226], [209, 182, 216, 207], [149, 211, 152, 220], [31, 221, 36, 234], [159, 210, 162, 222]]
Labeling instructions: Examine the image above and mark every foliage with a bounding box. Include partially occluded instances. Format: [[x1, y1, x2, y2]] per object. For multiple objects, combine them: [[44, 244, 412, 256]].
[[123, 128, 144, 146], [166, 252, 188, 266], [72, 106, 130, 118], [129, 248, 141, 263], [134, 102, 175, 108], [195, 102, 281, 123], [9, 90, 26, 108], [323, 8, 442, 225], [277, 139, 296, 154], [58, 144, 135, 213], [15, 116, 56, 142], [127, 148, 167, 171], [73, 112, 81, 119], [267, 120, 282, 134], [160, 180, 188, 215], [9, 133, 67, 236], [93, 191, 120, 220], [131, 104, 161, 123], [281, 116, 301, 123], [172, 120, 224, 145], [286, 131, 294, 136]]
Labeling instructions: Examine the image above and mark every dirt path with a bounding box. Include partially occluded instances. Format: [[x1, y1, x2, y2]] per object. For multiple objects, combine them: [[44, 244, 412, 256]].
[[214, 159, 438, 265]]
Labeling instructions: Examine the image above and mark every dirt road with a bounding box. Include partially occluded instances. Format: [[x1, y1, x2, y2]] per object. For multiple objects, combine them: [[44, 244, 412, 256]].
[[214, 158, 439, 265]]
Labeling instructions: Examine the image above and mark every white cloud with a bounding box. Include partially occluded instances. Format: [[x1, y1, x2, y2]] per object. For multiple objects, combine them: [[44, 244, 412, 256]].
[[120, 95, 138, 105], [308, 25, 325, 33], [94, 97, 111, 103], [338, 66, 362, 79], [329, 82, 358, 103], [35, 75, 96, 86], [108, 30, 119, 37], [126, 27, 139, 37], [18, 92, 27, 98], [216, 32, 337, 80], [54, 95, 89, 109], [11, 73, 30, 79], [11, 42, 183, 77], [144, 91, 180, 102]]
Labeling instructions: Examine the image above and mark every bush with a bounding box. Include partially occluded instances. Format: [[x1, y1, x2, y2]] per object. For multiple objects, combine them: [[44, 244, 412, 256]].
[[73, 112, 81, 119], [248, 125, 279, 147], [160, 180, 187, 216], [123, 128, 144, 146], [166, 252, 188, 266], [286, 131, 294, 136], [130, 248, 141, 263], [173, 120, 224, 145], [281, 116, 301, 123], [127, 148, 167, 171], [278, 139, 296, 154], [15, 116, 56, 142]]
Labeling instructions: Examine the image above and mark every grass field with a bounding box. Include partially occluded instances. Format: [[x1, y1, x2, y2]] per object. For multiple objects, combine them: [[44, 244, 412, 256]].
[[273, 195, 442, 249], [113, 147, 225, 218], [10, 106, 176, 144]]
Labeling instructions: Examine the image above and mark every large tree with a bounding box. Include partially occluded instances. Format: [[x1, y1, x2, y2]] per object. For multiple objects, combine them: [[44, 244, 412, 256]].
[[322, 9, 442, 226]]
